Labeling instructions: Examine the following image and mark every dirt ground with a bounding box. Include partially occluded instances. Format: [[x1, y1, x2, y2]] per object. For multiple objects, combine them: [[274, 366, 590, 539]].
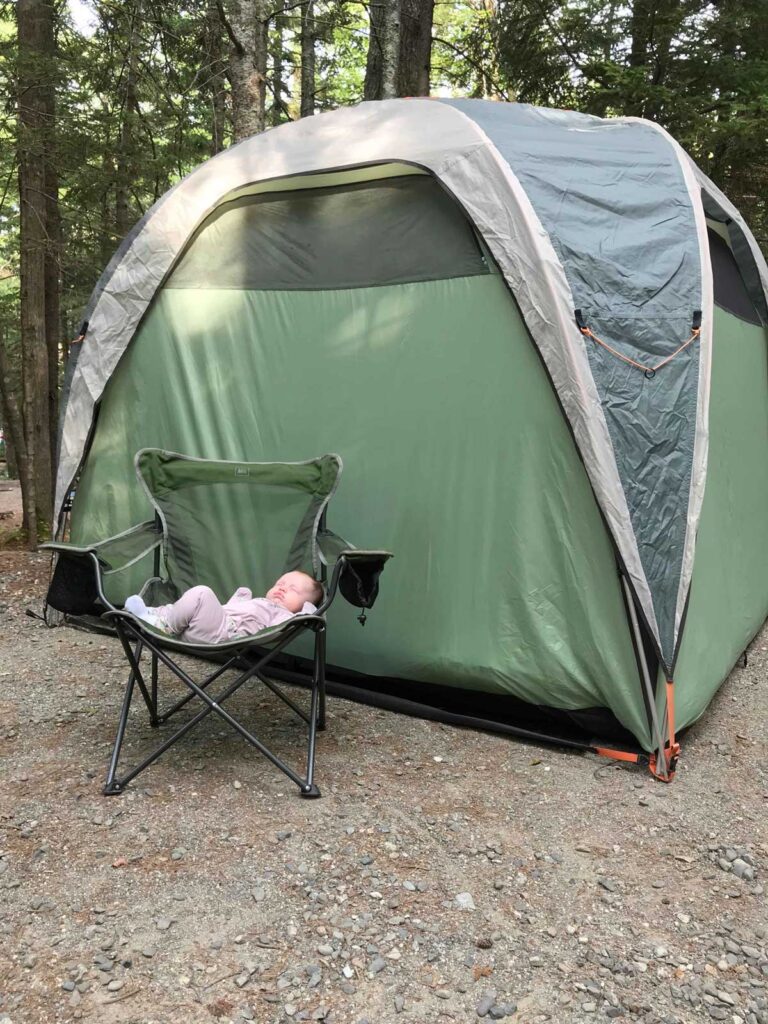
[[1, 478, 767, 1024], [0, 475, 22, 546]]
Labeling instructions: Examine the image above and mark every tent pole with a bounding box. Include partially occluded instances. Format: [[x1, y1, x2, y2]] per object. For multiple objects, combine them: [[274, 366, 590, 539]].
[[621, 575, 669, 781]]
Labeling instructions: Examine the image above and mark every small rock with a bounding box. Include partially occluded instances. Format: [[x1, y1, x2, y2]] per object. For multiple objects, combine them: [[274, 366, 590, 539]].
[[156, 917, 173, 931], [455, 892, 476, 911], [476, 991, 497, 1017], [731, 859, 755, 881], [369, 957, 387, 976], [490, 1005, 517, 1020]]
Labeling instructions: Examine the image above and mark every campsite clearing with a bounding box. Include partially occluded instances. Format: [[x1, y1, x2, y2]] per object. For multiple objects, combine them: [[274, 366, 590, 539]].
[[1, 535, 766, 1024]]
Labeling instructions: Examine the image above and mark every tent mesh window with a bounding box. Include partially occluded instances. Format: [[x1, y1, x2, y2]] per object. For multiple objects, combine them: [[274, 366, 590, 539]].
[[167, 176, 491, 292]]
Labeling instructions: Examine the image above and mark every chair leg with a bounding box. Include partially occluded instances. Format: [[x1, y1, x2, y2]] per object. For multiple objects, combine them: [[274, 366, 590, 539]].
[[317, 627, 327, 733], [103, 671, 136, 795], [103, 624, 324, 798], [300, 626, 326, 799], [150, 652, 159, 727]]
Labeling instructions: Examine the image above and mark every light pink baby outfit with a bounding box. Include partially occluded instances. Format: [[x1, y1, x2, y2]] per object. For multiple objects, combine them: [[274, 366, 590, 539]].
[[151, 585, 316, 644]]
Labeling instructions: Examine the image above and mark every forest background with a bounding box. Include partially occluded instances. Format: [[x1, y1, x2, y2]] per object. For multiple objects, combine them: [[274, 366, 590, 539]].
[[0, 0, 766, 544]]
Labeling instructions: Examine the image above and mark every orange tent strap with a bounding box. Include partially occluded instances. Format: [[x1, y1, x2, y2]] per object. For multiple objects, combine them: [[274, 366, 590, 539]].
[[581, 326, 700, 376], [593, 746, 643, 765]]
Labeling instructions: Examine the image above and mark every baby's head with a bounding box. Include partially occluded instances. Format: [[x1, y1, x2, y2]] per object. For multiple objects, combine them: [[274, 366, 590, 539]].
[[267, 571, 323, 613]]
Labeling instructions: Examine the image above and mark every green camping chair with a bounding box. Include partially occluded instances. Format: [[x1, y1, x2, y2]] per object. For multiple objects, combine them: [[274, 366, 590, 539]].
[[44, 449, 392, 799]]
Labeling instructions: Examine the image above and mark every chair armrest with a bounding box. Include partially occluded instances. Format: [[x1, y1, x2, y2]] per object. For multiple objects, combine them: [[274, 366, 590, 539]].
[[43, 520, 161, 571], [43, 521, 162, 615]]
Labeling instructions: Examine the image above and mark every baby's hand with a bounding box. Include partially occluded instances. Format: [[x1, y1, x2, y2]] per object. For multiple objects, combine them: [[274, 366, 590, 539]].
[[231, 587, 253, 601]]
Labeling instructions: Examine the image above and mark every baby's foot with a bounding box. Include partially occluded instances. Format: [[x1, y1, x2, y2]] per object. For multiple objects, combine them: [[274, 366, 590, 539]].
[[124, 595, 171, 634], [125, 595, 148, 618]]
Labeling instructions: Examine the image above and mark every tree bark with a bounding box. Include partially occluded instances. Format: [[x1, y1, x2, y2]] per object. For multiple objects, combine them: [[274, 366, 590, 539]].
[[397, 0, 433, 96], [364, 0, 385, 99], [299, 0, 315, 117], [206, 0, 228, 154], [366, 0, 425, 101], [226, 0, 269, 141], [45, 140, 60, 499], [0, 332, 24, 482], [115, 4, 139, 240], [627, 0, 654, 116], [270, 0, 287, 125], [380, 0, 401, 99], [17, 0, 56, 544]]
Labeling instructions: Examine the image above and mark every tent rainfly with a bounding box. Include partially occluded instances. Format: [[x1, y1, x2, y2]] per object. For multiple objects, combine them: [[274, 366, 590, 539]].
[[53, 99, 768, 780]]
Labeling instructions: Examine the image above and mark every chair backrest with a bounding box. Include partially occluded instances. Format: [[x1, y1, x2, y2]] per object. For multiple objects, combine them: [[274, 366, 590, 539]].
[[135, 449, 342, 600]]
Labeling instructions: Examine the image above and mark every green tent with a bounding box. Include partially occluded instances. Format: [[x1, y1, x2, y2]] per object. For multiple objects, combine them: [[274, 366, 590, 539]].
[[54, 99, 768, 778]]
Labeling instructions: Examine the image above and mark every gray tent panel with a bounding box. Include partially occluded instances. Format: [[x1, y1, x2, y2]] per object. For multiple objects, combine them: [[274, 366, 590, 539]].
[[441, 99, 703, 663]]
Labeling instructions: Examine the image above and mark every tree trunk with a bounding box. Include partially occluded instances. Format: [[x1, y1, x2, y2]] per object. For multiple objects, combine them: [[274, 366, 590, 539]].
[[115, 4, 139, 239], [18, 0, 56, 544], [627, 0, 654, 116], [365, 0, 410, 100], [227, 0, 269, 141], [380, 0, 401, 99], [270, 0, 286, 125], [0, 332, 24, 481], [299, 0, 315, 118], [45, 145, 60, 500], [206, 0, 228, 154], [364, 0, 384, 99], [397, 0, 433, 96]]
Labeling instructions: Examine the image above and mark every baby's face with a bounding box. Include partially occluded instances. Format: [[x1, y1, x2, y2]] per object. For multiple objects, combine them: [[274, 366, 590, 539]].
[[267, 572, 316, 613]]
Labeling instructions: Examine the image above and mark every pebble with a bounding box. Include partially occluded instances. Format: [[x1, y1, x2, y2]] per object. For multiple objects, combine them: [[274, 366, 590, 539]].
[[156, 917, 173, 931], [476, 991, 497, 1016], [369, 957, 387, 975], [732, 859, 755, 881], [489, 1004, 517, 1020], [455, 891, 476, 910]]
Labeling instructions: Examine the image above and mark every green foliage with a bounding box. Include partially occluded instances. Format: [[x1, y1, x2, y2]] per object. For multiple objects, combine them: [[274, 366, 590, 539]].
[[442, 0, 768, 248], [0, 0, 765, 370]]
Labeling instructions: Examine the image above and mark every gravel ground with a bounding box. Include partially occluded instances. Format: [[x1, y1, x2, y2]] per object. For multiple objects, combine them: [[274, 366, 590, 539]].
[[1, 496, 767, 1024]]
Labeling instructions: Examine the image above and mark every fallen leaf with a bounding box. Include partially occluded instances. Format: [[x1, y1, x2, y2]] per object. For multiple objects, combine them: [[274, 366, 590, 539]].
[[208, 997, 235, 1018], [111, 857, 128, 868], [473, 965, 493, 979]]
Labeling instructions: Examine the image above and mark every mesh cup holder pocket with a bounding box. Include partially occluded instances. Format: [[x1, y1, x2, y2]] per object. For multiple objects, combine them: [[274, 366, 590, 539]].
[[46, 552, 104, 615], [339, 557, 386, 609]]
